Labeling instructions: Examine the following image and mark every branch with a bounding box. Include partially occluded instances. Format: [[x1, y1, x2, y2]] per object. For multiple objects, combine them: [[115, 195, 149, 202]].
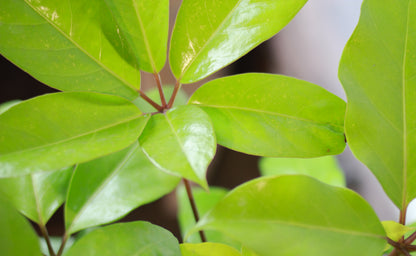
[[183, 179, 207, 242], [153, 73, 167, 108], [38, 223, 56, 256]]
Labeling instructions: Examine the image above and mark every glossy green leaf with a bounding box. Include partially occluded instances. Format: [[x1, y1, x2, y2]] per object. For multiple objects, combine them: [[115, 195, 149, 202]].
[[133, 85, 189, 113], [382, 221, 416, 242], [259, 156, 345, 187], [0, 92, 149, 177], [180, 243, 241, 256], [189, 73, 346, 157], [103, 0, 168, 73], [0, 100, 21, 115], [177, 186, 238, 247], [170, 0, 307, 83], [194, 175, 386, 256], [65, 142, 180, 234], [139, 105, 216, 189], [0, 196, 42, 256], [0, 0, 140, 99], [339, 0, 416, 208], [64, 221, 181, 256], [0, 166, 73, 225]]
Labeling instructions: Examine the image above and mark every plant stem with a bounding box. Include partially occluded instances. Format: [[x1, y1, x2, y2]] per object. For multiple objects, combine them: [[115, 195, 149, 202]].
[[400, 208, 407, 225], [183, 179, 207, 242], [57, 233, 69, 256], [405, 231, 416, 244], [153, 73, 167, 108], [167, 80, 181, 109], [38, 223, 56, 256], [139, 90, 163, 112]]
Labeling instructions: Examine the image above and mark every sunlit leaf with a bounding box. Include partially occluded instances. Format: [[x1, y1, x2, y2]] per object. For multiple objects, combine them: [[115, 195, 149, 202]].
[[382, 221, 416, 242], [0, 100, 21, 115], [133, 85, 188, 113], [180, 243, 241, 256]]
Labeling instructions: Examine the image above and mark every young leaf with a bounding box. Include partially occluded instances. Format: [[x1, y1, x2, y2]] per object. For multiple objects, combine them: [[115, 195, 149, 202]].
[[0, 0, 140, 99], [339, 0, 416, 208], [189, 73, 346, 157], [194, 175, 386, 256], [180, 243, 241, 256], [170, 0, 307, 83], [139, 105, 216, 189], [0, 92, 149, 177], [0, 166, 73, 225], [382, 221, 416, 242], [259, 156, 345, 187], [103, 0, 169, 73], [0, 196, 43, 256], [64, 221, 181, 256], [65, 142, 180, 234]]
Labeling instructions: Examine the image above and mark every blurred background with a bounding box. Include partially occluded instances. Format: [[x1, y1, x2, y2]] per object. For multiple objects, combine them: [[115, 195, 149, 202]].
[[0, 0, 403, 240]]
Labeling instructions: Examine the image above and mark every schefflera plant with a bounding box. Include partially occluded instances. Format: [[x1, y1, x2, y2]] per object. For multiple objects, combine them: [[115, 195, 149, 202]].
[[0, 0, 398, 255]]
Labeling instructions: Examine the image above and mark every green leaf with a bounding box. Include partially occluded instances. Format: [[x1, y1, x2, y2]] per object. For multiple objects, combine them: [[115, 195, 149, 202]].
[[103, 0, 168, 73], [170, 0, 307, 83], [0, 100, 21, 115], [0, 0, 140, 99], [133, 85, 189, 113], [0, 92, 149, 177], [189, 73, 346, 157], [382, 221, 416, 242], [0, 196, 42, 256], [339, 0, 416, 208], [194, 175, 386, 256], [39, 236, 75, 256], [177, 186, 238, 247], [64, 221, 181, 256], [259, 156, 345, 187], [0, 166, 73, 225], [139, 105, 216, 189], [65, 142, 180, 234], [180, 243, 241, 256]]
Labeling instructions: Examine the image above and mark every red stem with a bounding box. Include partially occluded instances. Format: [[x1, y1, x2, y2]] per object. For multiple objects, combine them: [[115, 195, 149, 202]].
[[153, 73, 167, 108], [167, 80, 181, 109], [139, 91, 163, 112], [183, 179, 207, 242]]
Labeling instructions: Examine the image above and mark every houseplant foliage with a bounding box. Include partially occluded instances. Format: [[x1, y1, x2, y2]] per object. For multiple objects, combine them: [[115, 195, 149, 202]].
[[0, 0, 414, 255]]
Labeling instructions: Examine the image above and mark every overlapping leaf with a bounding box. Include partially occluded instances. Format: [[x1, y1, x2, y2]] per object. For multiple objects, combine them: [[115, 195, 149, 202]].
[[190, 73, 346, 157], [194, 175, 386, 256], [339, 0, 416, 208], [170, 0, 307, 83], [180, 243, 241, 256], [0, 0, 141, 99], [139, 105, 216, 189], [0, 92, 149, 177], [0, 166, 73, 225], [65, 142, 180, 234]]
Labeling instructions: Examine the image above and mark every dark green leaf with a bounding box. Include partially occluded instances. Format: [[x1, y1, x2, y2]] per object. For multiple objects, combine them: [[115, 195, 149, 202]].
[[339, 0, 416, 208], [194, 175, 386, 256], [180, 243, 241, 256], [0, 0, 140, 99], [139, 105, 216, 189], [190, 73, 346, 157], [0, 92, 149, 177], [170, 0, 307, 83], [65, 142, 180, 234], [0, 166, 73, 225], [64, 221, 181, 256]]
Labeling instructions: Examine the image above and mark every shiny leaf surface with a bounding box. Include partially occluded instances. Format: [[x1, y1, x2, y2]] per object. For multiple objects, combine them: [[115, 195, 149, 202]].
[[0, 92, 149, 177], [170, 0, 307, 83], [195, 175, 386, 256], [180, 243, 241, 256], [190, 73, 346, 157], [339, 0, 416, 208], [139, 105, 216, 189], [0, 166, 73, 225], [65, 142, 180, 234], [0, 100, 21, 115], [103, 0, 168, 72], [259, 156, 345, 187], [0, 0, 140, 99], [64, 221, 181, 256], [0, 196, 42, 256]]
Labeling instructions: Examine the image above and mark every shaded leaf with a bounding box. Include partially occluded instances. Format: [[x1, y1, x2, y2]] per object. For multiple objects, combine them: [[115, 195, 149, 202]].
[[190, 73, 346, 157], [64, 221, 181, 256], [0, 0, 140, 99], [170, 0, 307, 83], [39, 236, 75, 256], [0, 92, 148, 177], [180, 243, 241, 256], [65, 142, 180, 234], [0, 166, 73, 225], [194, 175, 386, 256], [259, 156, 345, 187], [139, 105, 216, 189], [339, 0, 416, 208]]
